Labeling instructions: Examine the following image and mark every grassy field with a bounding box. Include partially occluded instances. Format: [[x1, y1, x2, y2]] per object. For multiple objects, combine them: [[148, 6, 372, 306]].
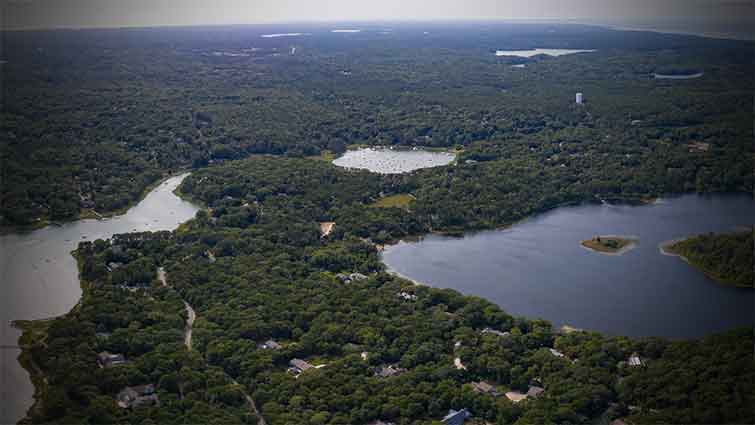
[[370, 194, 414, 210]]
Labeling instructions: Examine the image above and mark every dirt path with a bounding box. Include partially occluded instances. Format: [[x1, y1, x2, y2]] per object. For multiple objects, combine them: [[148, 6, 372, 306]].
[[159, 268, 194, 350], [157, 267, 264, 424], [232, 378, 266, 425], [183, 301, 195, 351]]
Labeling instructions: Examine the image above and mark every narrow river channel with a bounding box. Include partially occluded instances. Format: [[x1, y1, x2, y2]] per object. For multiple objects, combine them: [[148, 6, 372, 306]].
[[0, 173, 200, 425]]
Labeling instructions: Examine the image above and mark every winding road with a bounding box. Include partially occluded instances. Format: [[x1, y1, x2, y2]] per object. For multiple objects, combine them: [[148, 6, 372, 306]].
[[157, 267, 265, 424]]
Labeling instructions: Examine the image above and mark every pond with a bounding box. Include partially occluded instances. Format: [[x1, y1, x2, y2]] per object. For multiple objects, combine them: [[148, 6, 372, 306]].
[[653, 72, 704, 80], [382, 194, 754, 339], [495, 48, 596, 57], [332, 147, 456, 174], [0, 173, 200, 425]]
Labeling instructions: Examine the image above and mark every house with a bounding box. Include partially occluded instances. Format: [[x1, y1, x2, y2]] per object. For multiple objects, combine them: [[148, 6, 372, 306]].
[[288, 358, 315, 376], [396, 291, 418, 301], [441, 408, 471, 425], [336, 272, 369, 283], [117, 384, 158, 409], [549, 348, 565, 358], [628, 352, 644, 367], [349, 272, 368, 281], [471, 381, 499, 397], [97, 351, 126, 368], [454, 357, 467, 370], [106, 262, 124, 272], [481, 327, 510, 338], [259, 340, 282, 350], [505, 391, 528, 403], [527, 386, 545, 398], [375, 364, 406, 378]]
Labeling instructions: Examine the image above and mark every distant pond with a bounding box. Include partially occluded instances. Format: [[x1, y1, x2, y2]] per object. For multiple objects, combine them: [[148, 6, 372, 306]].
[[333, 147, 456, 174], [653, 72, 704, 80], [382, 194, 754, 339], [0, 173, 200, 425], [495, 48, 596, 57]]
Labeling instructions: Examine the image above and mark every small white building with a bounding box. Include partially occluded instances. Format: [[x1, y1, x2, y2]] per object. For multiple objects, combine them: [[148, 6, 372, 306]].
[[628, 352, 644, 367], [576, 92, 584, 104]]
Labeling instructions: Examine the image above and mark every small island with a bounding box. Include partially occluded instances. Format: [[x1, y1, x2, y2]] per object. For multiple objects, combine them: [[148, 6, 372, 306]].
[[581, 235, 638, 255], [660, 230, 753, 287]]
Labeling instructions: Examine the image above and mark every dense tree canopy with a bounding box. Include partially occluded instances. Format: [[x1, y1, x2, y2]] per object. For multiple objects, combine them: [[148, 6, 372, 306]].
[[666, 231, 754, 287], [19, 156, 754, 425], [2, 23, 753, 228]]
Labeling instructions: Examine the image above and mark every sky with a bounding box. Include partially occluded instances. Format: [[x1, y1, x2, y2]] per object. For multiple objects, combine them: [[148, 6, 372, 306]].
[[3, 0, 754, 31]]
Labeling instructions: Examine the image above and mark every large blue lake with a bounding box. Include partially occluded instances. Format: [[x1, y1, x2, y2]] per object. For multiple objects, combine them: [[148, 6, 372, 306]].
[[383, 194, 754, 339]]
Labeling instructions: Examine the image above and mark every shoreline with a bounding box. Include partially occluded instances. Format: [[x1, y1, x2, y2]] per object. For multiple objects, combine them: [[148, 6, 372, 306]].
[[658, 235, 753, 289], [12, 250, 90, 424], [9, 173, 198, 425], [0, 169, 191, 236]]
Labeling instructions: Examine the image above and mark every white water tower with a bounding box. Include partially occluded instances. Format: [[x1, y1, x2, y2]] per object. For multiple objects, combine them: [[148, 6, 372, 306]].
[[575, 92, 584, 104]]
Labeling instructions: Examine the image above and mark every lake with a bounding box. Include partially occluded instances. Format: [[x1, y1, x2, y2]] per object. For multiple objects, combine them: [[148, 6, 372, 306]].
[[333, 147, 456, 174], [495, 48, 596, 57], [0, 173, 200, 425], [382, 194, 754, 339]]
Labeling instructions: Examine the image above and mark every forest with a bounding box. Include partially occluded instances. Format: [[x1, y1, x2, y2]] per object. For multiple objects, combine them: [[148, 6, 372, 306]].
[[6, 22, 754, 425], [666, 231, 754, 287], [1, 23, 753, 229], [18, 155, 754, 425]]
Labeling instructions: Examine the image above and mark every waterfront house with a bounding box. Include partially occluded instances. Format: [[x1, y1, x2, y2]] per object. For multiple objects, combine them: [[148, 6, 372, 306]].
[[396, 291, 418, 301], [336, 272, 369, 283], [441, 408, 471, 425], [481, 327, 510, 338]]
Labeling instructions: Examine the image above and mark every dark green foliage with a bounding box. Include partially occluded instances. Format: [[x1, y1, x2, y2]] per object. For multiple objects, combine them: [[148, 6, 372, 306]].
[[1, 24, 753, 228], [23, 155, 754, 425], [668, 231, 754, 287]]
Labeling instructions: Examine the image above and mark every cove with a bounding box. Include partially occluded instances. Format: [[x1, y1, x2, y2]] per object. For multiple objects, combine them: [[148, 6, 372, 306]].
[[382, 194, 754, 339], [0, 173, 200, 425]]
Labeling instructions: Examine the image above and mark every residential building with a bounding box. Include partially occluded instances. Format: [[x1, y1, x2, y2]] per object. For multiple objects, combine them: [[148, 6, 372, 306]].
[[288, 358, 315, 375], [527, 386, 545, 398], [117, 384, 158, 409], [471, 381, 499, 397], [375, 364, 406, 378], [259, 340, 282, 350], [441, 408, 471, 425], [97, 351, 126, 368], [628, 352, 644, 367]]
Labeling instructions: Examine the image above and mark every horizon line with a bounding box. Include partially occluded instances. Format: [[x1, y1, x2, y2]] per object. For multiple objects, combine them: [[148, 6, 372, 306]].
[[3, 18, 753, 41]]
